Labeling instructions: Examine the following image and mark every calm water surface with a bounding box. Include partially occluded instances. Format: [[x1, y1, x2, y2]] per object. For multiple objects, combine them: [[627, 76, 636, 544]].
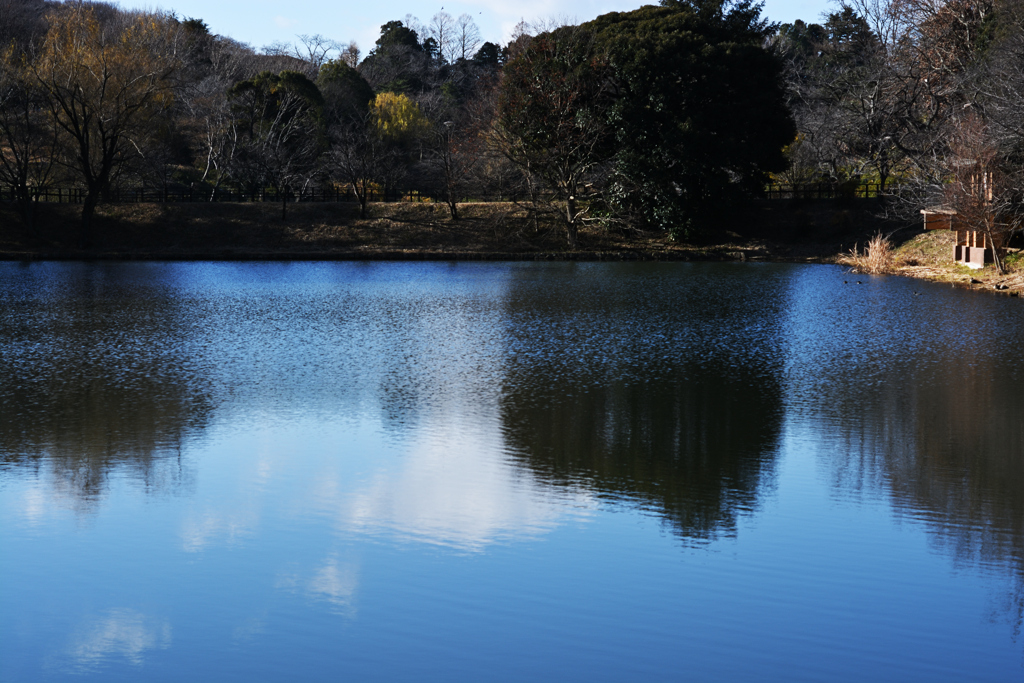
[[1, 261, 1022, 682]]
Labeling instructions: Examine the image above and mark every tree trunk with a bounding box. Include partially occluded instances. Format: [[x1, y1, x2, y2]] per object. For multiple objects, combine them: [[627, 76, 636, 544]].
[[446, 189, 459, 220], [353, 181, 368, 219], [985, 221, 1006, 274], [80, 192, 98, 249], [16, 187, 35, 233], [527, 173, 540, 233], [443, 149, 459, 220], [566, 195, 578, 249]]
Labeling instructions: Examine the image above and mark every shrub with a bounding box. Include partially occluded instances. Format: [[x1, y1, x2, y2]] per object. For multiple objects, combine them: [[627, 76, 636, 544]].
[[841, 233, 895, 274]]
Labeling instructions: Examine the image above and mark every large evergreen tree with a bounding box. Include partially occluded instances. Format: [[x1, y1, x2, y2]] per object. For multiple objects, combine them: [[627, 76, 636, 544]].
[[495, 1, 795, 242], [591, 0, 795, 235]]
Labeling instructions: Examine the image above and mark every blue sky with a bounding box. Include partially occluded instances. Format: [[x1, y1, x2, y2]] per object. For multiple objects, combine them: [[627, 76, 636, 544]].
[[125, 0, 834, 58]]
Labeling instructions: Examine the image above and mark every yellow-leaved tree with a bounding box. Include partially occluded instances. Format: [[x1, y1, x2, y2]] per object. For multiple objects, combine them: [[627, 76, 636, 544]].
[[370, 92, 430, 142], [367, 92, 430, 201], [33, 6, 178, 247]]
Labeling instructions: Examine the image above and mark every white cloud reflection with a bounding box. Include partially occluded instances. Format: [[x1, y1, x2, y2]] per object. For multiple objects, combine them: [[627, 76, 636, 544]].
[[337, 418, 594, 551], [63, 609, 171, 672], [180, 507, 260, 552], [178, 452, 273, 553], [173, 397, 593, 624], [308, 557, 360, 613], [16, 484, 49, 526]]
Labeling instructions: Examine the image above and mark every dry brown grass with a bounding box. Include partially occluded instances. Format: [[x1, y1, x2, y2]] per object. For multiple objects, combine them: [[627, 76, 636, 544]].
[[839, 232, 896, 274]]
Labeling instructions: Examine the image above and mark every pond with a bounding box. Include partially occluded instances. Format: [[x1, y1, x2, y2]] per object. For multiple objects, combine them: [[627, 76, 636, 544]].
[[1, 261, 1022, 682]]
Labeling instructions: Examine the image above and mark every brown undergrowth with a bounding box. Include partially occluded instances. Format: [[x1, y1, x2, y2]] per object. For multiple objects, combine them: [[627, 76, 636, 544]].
[[0, 201, 675, 256], [0, 201, 759, 259]]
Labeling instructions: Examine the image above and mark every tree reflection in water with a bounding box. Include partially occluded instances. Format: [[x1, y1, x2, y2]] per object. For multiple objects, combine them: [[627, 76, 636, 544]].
[[781, 269, 1024, 641], [501, 367, 783, 542], [813, 360, 1024, 636], [4, 261, 1024, 677], [0, 264, 211, 510], [496, 262, 788, 542]]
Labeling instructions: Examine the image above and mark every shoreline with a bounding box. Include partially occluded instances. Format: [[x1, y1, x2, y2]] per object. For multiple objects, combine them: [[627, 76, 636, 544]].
[[1, 200, 1020, 296], [0, 247, 823, 262], [2, 248, 1020, 297]]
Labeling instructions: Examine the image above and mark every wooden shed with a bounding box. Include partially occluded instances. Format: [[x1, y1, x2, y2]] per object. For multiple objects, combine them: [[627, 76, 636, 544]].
[[921, 207, 1002, 269]]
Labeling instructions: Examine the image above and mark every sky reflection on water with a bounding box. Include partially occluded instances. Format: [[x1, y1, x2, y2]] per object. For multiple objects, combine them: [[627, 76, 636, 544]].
[[1, 261, 1023, 682]]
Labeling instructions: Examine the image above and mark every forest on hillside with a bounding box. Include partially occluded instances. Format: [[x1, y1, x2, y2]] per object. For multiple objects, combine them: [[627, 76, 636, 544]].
[[2, 0, 1024, 258]]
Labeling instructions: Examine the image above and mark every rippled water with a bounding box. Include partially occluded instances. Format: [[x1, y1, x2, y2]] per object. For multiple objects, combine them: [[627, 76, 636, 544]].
[[1, 261, 1022, 682]]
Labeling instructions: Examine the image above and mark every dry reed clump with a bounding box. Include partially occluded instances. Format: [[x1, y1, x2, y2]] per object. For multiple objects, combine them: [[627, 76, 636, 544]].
[[840, 232, 895, 274]]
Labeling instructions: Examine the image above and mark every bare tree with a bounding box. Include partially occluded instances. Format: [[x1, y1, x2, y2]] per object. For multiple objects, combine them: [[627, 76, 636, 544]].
[[974, 0, 1024, 140], [172, 34, 274, 199], [495, 24, 614, 248], [340, 41, 360, 68], [427, 11, 456, 63], [454, 14, 481, 62], [261, 41, 292, 57], [431, 112, 485, 219], [295, 34, 341, 72], [842, 0, 915, 50], [32, 5, 179, 246], [179, 72, 235, 198], [779, 2, 969, 192], [327, 113, 393, 218], [223, 70, 325, 216], [0, 42, 59, 229]]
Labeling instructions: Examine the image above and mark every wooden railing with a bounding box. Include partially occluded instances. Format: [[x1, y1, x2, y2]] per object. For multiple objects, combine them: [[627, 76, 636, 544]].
[[762, 183, 884, 199], [2, 183, 886, 205], [0, 186, 445, 204]]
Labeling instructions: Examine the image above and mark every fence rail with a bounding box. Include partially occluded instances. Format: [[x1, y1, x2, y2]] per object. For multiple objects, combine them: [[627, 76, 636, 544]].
[[1, 183, 885, 205], [0, 186, 443, 204], [762, 183, 884, 199]]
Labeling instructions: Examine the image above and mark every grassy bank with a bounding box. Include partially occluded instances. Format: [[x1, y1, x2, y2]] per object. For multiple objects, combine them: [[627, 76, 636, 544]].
[[1, 198, 1020, 294], [840, 229, 1024, 296]]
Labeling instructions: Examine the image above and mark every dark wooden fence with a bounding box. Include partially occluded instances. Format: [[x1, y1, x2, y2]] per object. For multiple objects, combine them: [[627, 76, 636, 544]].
[[761, 183, 883, 199], [1, 183, 884, 205], [0, 186, 437, 204]]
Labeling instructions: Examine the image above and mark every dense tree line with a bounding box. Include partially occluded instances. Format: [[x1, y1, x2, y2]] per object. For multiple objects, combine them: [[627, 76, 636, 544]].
[[0, 0, 506, 245], [17, 0, 1022, 257], [775, 0, 1024, 271], [0, 0, 803, 248]]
